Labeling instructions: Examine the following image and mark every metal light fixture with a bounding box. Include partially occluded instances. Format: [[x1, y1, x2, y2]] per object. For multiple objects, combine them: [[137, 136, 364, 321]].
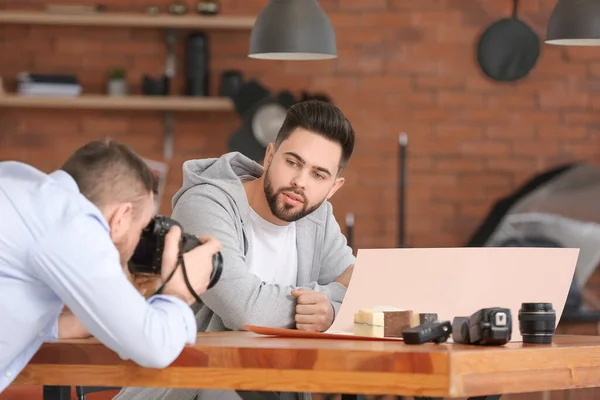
[[546, 0, 600, 45], [248, 0, 337, 60]]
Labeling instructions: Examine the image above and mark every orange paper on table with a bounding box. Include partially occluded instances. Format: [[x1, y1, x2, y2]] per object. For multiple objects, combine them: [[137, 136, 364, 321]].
[[245, 247, 579, 342]]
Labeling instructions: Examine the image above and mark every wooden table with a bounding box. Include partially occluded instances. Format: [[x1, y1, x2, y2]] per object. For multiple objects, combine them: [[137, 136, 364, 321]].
[[11, 332, 600, 400]]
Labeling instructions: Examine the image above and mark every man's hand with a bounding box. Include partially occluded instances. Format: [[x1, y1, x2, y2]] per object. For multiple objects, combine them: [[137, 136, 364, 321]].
[[131, 275, 160, 298], [160, 225, 222, 305], [335, 265, 354, 288], [291, 289, 334, 332], [58, 312, 90, 339], [122, 260, 160, 299]]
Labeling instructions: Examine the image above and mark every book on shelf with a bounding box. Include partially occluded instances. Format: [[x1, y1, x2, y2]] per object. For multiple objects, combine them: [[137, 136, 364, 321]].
[[17, 72, 82, 97]]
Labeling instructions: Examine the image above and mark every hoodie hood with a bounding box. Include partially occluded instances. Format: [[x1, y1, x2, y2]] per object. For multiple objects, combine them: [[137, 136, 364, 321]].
[[172, 152, 264, 211]]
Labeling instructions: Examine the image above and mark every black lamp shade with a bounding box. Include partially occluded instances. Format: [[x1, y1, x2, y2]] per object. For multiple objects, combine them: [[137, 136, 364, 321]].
[[546, 0, 600, 45], [249, 0, 337, 60]]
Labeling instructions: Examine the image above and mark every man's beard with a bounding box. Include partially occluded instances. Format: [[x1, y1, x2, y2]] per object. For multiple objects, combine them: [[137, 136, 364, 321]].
[[264, 169, 323, 222]]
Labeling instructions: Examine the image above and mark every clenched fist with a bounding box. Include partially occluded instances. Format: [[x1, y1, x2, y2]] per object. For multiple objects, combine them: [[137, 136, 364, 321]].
[[291, 289, 334, 332]]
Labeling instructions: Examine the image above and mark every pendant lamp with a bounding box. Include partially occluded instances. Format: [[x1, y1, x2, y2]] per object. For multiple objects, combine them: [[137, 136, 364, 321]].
[[546, 0, 600, 45], [248, 0, 337, 60]]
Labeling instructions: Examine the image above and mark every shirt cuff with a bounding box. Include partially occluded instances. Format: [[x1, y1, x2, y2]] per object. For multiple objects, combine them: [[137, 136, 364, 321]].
[[147, 294, 197, 344]]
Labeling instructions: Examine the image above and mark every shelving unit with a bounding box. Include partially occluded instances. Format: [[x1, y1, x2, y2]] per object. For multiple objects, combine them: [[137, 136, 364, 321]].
[[0, 93, 234, 112], [0, 9, 256, 159], [0, 10, 256, 29]]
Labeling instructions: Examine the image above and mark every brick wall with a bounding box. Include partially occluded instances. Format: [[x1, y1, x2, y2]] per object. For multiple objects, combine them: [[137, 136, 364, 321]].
[[2, 1, 600, 397], [1, 0, 600, 250]]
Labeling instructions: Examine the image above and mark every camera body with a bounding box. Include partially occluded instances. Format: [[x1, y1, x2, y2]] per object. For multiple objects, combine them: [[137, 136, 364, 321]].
[[128, 215, 223, 289], [463, 307, 512, 345]]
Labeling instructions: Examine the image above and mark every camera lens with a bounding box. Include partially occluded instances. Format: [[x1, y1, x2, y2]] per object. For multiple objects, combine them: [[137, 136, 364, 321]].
[[518, 302, 556, 344], [451, 316, 471, 344], [207, 251, 223, 289]]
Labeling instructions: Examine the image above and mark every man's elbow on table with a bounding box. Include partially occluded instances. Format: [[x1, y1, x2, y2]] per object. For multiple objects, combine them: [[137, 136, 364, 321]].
[[220, 310, 294, 331], [122, 341, 184, 369]]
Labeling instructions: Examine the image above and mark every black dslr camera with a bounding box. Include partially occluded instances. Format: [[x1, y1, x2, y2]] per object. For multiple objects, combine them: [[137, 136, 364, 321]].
[[452, 307, 512, 346], [128, 215, 223, 290]]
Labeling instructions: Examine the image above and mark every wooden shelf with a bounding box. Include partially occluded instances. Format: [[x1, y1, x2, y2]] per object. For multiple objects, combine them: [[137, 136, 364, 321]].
[[0, 94, 235, 112], [0, 10, 256, 30]]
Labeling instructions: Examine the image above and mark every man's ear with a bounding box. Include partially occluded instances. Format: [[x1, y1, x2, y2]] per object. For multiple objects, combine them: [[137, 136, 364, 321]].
[[326, 177, 345, 200], [264, 143, 276, 170], [107, 202, 134, 241]]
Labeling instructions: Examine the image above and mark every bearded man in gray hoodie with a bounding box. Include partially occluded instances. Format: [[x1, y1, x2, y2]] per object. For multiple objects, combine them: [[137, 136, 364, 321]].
[[114, 99, 356, 400]]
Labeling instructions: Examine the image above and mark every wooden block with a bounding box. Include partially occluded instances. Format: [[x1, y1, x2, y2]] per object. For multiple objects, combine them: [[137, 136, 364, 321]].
[[353, 307, 413, 338], [382, 310, 413, 337], [410, 312, 439, 327]]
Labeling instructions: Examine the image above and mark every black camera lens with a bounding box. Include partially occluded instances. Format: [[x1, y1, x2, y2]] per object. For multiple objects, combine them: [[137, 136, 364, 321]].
[[208, 252, 223, 289], [451, 316, 471, 344], [518, 302, 556, 344]]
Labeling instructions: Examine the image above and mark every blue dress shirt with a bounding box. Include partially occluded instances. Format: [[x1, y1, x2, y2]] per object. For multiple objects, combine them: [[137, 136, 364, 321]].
[[0, 161, 197, 393]]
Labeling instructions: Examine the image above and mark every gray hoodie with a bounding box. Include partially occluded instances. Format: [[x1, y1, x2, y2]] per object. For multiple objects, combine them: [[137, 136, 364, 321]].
[[113, 152, 355, 400]]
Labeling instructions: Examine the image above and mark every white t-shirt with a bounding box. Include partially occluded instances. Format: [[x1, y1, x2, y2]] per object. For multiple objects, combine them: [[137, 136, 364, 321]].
[[245, 206, 298, 287]]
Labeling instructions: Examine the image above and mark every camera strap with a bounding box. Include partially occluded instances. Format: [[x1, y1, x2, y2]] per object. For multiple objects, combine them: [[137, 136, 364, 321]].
[[154, 254, 203, 305], [179, 254, 203, 305]]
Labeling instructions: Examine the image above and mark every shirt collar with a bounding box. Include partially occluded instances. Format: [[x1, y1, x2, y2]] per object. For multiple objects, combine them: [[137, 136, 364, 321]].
[[49, 169, 79, 193], [49, 169, 111, 232]]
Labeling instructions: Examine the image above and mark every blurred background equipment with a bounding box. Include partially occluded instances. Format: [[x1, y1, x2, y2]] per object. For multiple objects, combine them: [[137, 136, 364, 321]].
[[186, 32, 210, 96], [467, 163, 600, 322], [345, 212, 355, 255], [397, 132, 408, 248], [197, 0, 219, 15], [227, 79, 332, 163]]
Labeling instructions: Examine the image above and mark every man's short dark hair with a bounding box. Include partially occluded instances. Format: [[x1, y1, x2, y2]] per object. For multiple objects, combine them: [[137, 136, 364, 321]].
[[61, 139, 156, 213], [274, 100, 355, 174]]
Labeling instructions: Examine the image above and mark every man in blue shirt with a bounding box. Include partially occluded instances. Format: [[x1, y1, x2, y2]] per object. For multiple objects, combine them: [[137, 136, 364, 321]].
[[0, 139, 222, 393]]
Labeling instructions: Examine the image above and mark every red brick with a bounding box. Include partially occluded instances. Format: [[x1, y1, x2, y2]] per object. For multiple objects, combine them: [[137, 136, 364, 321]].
[[409, 107, 456, 123], [539, 92, 591, 109], [488, 94, 537, 108], [458, 202, 495, 218], [436, 23, 481, 44], [338, 0, 388, 11], [460, 140, 512, 156], [565, 47, 600, 61], [487, 125, 536, 139], [436, 125, 485, 140], [411, 10, 463, 27], [512, 111, 561, 124], [437, 92, 486, 107], [335, 28, 386, 48], [386, 91, 435, 107], [329, 11, 411, 28], [486, 158, 539, 172], [335, 47, 384, 74], [537, 125, 589, 140], [415, 75, 464, 90], [435, 158, 486, 172], [564, 111, 600, 125], [460, 108, 514, 123]]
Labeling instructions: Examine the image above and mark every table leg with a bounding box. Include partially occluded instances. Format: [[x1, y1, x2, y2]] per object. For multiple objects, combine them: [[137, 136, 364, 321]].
[[43, 385, 71, 400]]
